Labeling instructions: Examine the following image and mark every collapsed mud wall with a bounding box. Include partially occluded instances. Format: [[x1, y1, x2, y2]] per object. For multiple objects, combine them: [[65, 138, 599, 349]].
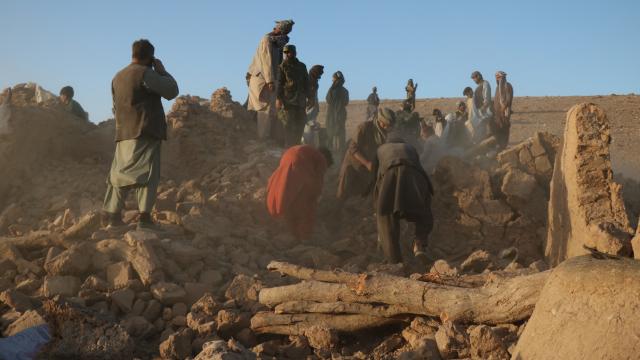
[[0, 85, 112, 234], [545, 103, 633, 266], [429, 132, 559, 265]]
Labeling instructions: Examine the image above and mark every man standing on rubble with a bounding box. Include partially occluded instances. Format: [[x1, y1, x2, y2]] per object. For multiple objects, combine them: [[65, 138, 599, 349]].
[[247, 20, 294, 142], [277, 44, 310, 148], [266, 145, 333, 241], [302, 65, 324, 147], [373, 136, 434, 264], [102, 39, 179, 230], [325, 71, 349, 153], [492, 71, 514, 150], [471, 71, 493, 139], [366, 86, 380, 121], [59, 86, 89, 121]]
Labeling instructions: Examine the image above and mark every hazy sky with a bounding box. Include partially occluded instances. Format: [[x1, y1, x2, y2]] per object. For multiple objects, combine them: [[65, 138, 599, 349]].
[[2, 0, 638, 122]]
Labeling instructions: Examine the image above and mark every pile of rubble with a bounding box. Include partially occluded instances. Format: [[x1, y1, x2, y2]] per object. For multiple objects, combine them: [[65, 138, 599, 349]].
[[0, 85, 638, 359]]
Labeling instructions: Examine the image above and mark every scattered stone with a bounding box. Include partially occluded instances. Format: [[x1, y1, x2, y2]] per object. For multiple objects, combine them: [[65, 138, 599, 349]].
[[216, 309, 251, 338], [460, 250, 492, 274], [468, 325, 510, 360], [435, 321, 470, 359], [4, 309, 46, 337], [430, 260, 458, 276], [124, 230, 159, 247], [43, 275, 80, 297], [501, 167, 538, 200], [0, 289, 36, 312], [159, 328, 194, 360], [107, 261, 135, 289], [184, 282, 209, 306], [303, 326, 338, 351], [224, 274, 262, 304], [199, 269, 224, 287], [235, 328, 257, 348], [0, 258, 16, 274], [195, 339, 256, 360], [15, 278, 42, 294], [120, 315, 153, 338], [163, 307, 173, 321], [81, 275, 109, 292], [63, 211, 100, 239], [110, 288, 135, 313], [282, 335, 312, 359], [372, 334, 404, 358], [142, 299, 163, 322], [44, 244, 92, 276], [131, 298, 146, 316], [172, 315, 187, 327], [151, 282, 186, 305], [172, 302, 188, 318]]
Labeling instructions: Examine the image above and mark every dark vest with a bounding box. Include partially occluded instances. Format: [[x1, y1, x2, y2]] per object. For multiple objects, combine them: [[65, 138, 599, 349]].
[[376, 142, 422, 176], [112, 63, 167, 141]]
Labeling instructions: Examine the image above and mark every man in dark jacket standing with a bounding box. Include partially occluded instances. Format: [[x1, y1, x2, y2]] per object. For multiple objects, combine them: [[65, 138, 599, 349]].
[[102, 39, 179, 230], [277, 44, 309, 148], [373, 137, 434, 264]]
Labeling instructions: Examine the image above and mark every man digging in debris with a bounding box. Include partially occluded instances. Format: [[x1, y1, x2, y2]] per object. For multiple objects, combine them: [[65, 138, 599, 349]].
[[277, 44, 310, 148], [247, 19, 294, 143], [59, 86, 89, 121], [266, 145, 333, 242], [337, 108, 396, 201], [373, 135, 434, 264], [102, 39, 179, 230]]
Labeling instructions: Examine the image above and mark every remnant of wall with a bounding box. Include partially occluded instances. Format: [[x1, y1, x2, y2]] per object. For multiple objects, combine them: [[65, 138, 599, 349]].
[[545, 103, 633, 266]]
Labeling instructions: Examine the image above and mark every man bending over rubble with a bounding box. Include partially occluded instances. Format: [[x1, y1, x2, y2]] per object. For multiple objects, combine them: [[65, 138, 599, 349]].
[[373, 136, 434, 264], [102, 39, 179, 230], [266, 145, 333, 241]]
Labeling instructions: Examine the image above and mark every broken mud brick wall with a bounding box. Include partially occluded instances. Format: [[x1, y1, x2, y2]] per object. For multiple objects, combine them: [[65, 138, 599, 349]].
[[545, 103, 633, 266]]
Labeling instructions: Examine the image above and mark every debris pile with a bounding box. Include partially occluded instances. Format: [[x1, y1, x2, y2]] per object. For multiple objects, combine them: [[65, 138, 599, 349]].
[[0, 86, 638, 359], [422, 131, 559, 268]]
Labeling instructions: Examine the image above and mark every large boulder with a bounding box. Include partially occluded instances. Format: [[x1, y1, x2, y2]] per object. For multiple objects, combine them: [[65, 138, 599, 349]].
[[512, 255, 640, 359], [545, 104, 633, 266]]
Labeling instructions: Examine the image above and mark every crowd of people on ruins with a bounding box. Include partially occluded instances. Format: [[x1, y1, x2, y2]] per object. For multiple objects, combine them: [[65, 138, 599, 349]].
[[246, 19, 514, 265], [4, 18, 513, 267]]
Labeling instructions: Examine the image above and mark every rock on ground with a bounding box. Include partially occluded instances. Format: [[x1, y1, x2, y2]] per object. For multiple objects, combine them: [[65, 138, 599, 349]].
[[512, 255, 640, 359]]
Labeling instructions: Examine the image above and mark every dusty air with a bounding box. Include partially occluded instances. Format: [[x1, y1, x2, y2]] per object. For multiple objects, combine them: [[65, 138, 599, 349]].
[[0, 10, 639, 360]]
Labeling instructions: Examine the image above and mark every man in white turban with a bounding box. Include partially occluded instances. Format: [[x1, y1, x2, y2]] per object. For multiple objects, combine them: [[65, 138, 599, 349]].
[[247, 19, 295, 141]]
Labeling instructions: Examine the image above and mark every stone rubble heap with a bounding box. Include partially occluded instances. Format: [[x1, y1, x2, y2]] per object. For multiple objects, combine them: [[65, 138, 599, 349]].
[[0, 86, 637, 359]]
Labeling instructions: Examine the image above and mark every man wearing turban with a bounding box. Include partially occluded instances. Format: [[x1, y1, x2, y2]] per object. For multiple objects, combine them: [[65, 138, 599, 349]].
[[325, 71, 350, 153], [337, 108, 395, 200], [247, 19, 295, 142], [492, 71, 513, 150]]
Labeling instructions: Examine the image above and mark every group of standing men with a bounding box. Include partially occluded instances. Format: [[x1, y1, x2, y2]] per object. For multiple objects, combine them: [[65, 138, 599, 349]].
[[98, 22, 513, 268], [246, 20, 350, 152], [420, 71, 514, 173]]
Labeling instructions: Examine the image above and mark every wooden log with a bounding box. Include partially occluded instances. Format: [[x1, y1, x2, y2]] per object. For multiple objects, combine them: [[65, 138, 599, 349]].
[[0, 231, 62, 250], [275, 301, 417, 318], [267, 261, 357, 284], [251, 311, 399, 335], [262, 262, 549, 325]]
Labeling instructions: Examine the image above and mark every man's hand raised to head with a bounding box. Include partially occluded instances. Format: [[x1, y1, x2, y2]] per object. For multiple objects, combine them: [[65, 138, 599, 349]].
[[153, 58, 168, 75]]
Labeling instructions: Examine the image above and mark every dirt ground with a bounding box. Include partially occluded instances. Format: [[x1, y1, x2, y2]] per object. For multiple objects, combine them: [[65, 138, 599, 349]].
[[326, 94, 640, 179]]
